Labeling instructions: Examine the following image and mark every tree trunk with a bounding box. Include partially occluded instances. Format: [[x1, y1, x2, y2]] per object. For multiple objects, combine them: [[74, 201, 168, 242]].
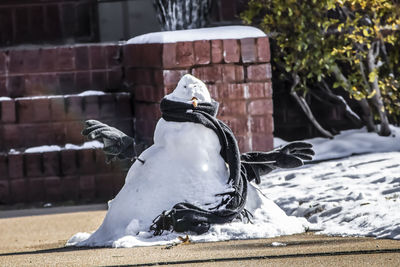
[[153, 0, 212, 31], [331, 64, 376, 132], [290, 74, 334, 138], [367, 41, 391, 136]]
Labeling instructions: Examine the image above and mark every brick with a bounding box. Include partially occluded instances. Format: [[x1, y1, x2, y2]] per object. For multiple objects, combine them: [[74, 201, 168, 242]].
[[90, 45, 107, 69], [83, 95, 100, 119], [35, 124, 53, 146], [0, 154, 8, 179], [65, 95, 83, 119], [218, 100, 247, 116], [236, 135, 252, 153], [162, 43, 177, 68], [65, 121, 84, 144], [10, 179, 28, 203], [192, 65, 222, 83], [28, 178, 45, 202], [95, 150, 113, 173], [0, 51, 6, 74], [194, 40, 211, 65], [135, 103, 161, 122], [107, 68, 122, 90], [99, 94, 116, 118], [116, 94, 132, 118], [135, 85, 163, 103], [91, 71, 107, 91], [221, 65, 244, 83], [23, 49, 40, 72], [211, 40, 223, 63], [25, 152, 43, 177], [33, 98, 51, 122], [207, 84, 219, 100], [251, 134, 273, 151], [79, 175, 95, 200], [124, 44, 162, 68], [221, 117, 248, 135], [62, 176, 80, 201], [24, 75, 43, 96], [105, 45, 120, 67], [43, 151, 60, 176], [1, 99, 16, 123], [16, 99, 33, 123], [41, 74, 59, 94], [9, 50, 25, 73], [8, 75, 25, 98], [61, 150, 77, 175], [52, 122, 67, 145], [113, 173, 126, 195], [246, 82, 271, 99], [76, 71, 91, 91], [95, 174, 114, 199], [77, 149, 95, 175], [44, 176, 62, 202], [2, 125, 21, 149], [176, 42, 194, 67], [223, 39, 240, 63], [250, 116, 274, 134], [218, 84, 245, 100], [59, 72, 76, 94], [246, 64, 272, 82], [57, 46, 75, 71], [0, 180, 10, 204], [0, 77, 6, 97], [125, 68, 154, 86], [241, 38, 257, 63], [163, 70, 188, 87], [135, 118, 157, 141], [247, 99, 273, 115], [50, 96, 66, 121], [75, 46, 89, 70], [256, 37, 271, 62], [40, 48, 57, 72]]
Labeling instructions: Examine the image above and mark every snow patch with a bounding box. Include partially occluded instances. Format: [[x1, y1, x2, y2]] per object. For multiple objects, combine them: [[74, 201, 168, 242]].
[[22, 141, 103, 154], [127, 26, 266, 44]]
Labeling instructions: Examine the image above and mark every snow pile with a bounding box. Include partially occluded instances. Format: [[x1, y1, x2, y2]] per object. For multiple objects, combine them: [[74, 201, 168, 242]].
[[275, 125, 400, 161], [21, 141, 103, 154], [127, 26, 266, 44], [264, 151, 400, 239]]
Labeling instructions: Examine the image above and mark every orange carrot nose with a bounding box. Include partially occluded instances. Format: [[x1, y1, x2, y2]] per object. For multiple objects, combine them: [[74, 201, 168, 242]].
[[191, 97, 198, 108]]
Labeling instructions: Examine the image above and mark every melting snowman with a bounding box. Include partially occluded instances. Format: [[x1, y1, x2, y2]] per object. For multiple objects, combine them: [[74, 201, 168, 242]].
[[68, 74, 314, 247]]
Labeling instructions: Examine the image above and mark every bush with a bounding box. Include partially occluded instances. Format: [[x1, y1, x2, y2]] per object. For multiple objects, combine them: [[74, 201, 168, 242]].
[[242, 0, 400, 136]]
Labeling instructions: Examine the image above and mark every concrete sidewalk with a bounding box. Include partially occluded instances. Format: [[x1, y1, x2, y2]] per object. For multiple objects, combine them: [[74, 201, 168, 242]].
[[0, 205, 399, 266]]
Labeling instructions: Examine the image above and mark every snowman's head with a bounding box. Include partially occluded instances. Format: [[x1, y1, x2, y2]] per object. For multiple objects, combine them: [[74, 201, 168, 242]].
[[166, 74, 211, 104]]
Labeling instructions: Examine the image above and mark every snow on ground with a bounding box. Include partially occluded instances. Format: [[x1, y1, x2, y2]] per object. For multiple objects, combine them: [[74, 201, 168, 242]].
[[275, 125, 400, 161], [68, 125, 400, 247], [263, 151, 400, 239], [127, 26, 266, 44]]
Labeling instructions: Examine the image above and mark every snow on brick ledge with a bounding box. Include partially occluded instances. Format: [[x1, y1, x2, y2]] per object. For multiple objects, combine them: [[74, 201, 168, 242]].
[[127, 26, 266, 44]]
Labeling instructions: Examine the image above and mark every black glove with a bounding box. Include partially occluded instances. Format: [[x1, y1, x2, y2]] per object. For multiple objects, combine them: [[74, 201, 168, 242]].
[[82, 120, 136, 163], [240, 141, 314, 184]]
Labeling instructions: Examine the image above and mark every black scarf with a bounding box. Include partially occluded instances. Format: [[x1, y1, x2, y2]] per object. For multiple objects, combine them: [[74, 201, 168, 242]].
[[150, 97, 311, 235]]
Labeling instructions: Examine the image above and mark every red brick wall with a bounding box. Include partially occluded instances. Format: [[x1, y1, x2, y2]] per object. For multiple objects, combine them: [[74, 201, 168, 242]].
[[124, 37, 273, 151], [0, 35, 273, 204]]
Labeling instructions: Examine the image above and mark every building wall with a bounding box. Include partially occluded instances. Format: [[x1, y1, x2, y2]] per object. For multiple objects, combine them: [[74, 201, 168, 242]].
[[0, 0, 99, 47]]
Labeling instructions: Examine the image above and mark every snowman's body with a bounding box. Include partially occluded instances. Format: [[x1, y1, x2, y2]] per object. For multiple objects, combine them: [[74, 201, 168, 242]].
[[77, 76, 244, 246]]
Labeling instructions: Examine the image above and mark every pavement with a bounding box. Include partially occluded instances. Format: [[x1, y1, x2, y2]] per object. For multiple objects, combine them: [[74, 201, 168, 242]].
[[0, 205, 399, 266]]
